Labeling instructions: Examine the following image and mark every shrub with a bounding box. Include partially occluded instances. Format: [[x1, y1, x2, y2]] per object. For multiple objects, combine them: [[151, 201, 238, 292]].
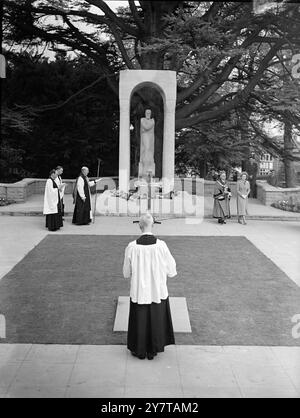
[[0, 197, 16, 206], [271, 194, 300, 212]]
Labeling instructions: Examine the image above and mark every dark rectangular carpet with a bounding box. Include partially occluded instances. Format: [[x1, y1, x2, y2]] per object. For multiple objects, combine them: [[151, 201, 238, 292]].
[[0, 235, 299, 346]]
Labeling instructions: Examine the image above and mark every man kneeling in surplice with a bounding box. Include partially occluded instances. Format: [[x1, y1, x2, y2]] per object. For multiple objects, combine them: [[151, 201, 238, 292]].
[[123, 213, 177, 360]]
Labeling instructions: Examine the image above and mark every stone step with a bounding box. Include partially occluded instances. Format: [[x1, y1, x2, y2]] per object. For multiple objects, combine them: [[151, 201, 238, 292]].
[[1, 211, 300, 221], [113, 296, 192, 333]]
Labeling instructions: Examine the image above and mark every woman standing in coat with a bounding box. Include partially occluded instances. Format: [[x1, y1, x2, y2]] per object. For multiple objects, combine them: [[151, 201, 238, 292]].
[[237, 172, 250, 225]]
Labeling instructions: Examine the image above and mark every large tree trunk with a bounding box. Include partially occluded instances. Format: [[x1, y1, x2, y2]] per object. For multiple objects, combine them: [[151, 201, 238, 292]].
[[283, 120, 296, 188], [199, 161, 207, 178], [138, 1, 182, 70]]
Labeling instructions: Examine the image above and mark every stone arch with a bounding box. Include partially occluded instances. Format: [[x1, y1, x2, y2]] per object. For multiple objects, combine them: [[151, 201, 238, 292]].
[[118, 70, 177, 193], [130, 81, 164, 178]]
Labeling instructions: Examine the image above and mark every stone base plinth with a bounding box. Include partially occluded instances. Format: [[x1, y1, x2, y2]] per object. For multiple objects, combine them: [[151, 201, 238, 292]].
[[96, 190, 204, 218], [138, 162, 155, 179]]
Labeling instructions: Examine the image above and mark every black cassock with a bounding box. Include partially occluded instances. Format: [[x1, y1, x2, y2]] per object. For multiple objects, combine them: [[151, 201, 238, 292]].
[[57, 175, 65, 217], [72, 175, 92, 225], [127, 234, 175, 358]]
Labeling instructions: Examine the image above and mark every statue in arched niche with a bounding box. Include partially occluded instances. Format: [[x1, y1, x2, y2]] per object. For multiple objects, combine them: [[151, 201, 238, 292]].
[[138, 108, 155, 178]]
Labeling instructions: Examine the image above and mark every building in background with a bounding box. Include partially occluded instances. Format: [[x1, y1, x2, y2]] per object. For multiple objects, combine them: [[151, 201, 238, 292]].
[[259, 153, 274, 176], [260, 121, 300, 186]]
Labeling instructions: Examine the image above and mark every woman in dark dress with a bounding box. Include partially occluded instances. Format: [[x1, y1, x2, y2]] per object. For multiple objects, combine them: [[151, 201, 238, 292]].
[[212, 171, 232, 224]]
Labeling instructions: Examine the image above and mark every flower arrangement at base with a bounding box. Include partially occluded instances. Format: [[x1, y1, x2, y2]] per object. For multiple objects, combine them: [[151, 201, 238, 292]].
[[109, 189, 129, 200]]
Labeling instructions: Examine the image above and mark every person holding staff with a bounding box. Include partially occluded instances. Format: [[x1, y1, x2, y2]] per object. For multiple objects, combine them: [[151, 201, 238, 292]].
[[72, 166, 101, 225], [237, 172, 250, 225]]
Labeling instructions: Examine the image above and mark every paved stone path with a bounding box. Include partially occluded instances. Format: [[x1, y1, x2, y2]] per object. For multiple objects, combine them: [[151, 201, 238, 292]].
[[0, 217, 299, 398]]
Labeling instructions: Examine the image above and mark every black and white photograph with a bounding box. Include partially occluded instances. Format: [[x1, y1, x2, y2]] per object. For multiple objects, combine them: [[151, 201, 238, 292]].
[[0, 0, 300, 400]]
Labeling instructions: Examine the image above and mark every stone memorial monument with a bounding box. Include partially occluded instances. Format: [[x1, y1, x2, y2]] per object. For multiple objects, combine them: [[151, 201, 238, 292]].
[[139, 108, 155, 179], [118, 70, 176, 194]]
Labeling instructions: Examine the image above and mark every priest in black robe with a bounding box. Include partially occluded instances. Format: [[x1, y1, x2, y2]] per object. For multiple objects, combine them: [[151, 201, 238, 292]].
[[72, 166, 100, 225], [123, 213, 177, 360]]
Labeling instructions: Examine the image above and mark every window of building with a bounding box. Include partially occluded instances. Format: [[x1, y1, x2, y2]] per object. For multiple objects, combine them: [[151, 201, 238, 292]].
[[259, 153, 274, 175]]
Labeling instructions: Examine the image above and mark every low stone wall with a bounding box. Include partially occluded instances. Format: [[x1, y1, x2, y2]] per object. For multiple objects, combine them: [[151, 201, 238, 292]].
[[2, 177, 300, 207], [0, 177, 238, 202], [0, 178, 35, 202], [0, 177, 120, 202], [174, 177, 204, 195], [257, 180, 300, 205], [0, 178, 76, 202], [203, 180, 237, 197]]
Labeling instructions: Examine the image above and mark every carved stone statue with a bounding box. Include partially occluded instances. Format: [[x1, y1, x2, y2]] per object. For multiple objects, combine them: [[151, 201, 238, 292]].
[[138, 108, 155, 178]]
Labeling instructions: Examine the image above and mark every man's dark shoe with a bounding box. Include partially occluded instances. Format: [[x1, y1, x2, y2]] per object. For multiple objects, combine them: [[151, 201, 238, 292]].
[[131, 351, 145, 360], [147, 352, 156, 360]]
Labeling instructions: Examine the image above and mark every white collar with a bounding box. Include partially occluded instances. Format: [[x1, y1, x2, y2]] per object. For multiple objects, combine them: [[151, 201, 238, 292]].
[[141, 232, 153, 235]]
